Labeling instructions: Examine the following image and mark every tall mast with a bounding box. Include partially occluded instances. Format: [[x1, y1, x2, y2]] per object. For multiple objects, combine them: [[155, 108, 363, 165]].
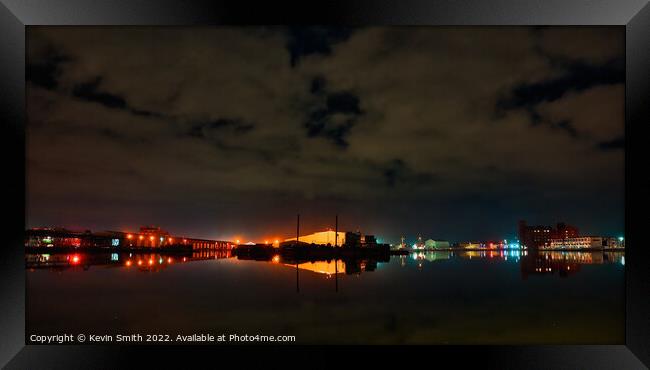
[[335, 214, 338, 247]]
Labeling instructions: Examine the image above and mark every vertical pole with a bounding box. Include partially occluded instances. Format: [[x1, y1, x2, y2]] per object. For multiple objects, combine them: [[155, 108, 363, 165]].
[[335, 214, 339, 292], [335, 257, 338, 292], [335, 214, 338, 247], [296, 213, 300, 293]]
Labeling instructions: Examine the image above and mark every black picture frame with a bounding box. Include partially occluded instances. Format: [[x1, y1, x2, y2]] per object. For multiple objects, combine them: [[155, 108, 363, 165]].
[[1, 1, 648, 368]]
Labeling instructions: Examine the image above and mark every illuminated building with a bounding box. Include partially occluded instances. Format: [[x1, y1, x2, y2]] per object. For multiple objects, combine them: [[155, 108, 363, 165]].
[[416, 235, 424, 249], [25, 226, 233, 250], [283, 230, 381, 248], [284, 230, 346, 246], [424, 239, 450, 248], [547, 236, 619, 250], [458, 242, 482, 249]]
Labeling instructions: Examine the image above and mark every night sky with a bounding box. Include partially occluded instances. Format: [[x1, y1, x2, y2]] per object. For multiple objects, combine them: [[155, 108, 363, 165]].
[[26, 26, 624, 243]]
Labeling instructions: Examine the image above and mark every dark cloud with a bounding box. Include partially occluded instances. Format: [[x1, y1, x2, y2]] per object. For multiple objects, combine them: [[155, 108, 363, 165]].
[[188, 118, 255, 139], [73, 77, 128, 109], [382, 159, 436, 188], [72, 76, 162, 118], [286, 26, 355, 67], [26, 48, 69, 89], [497, 57, 624, 110], [303, 78, 364, 148], [597, 136, 625, 151]]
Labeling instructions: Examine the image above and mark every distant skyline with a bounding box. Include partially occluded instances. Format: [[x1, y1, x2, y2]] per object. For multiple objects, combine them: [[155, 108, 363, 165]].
[[26, 26, 624, 243]]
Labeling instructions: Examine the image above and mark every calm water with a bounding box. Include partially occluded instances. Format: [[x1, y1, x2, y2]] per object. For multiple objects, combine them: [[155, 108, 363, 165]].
[[26, 250, 625, 344]]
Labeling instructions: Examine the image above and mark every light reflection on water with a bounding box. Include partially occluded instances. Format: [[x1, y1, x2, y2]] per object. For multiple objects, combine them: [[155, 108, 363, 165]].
[[26, 250, 625, 344]]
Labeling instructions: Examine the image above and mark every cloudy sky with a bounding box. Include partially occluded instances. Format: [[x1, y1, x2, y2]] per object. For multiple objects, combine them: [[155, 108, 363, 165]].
[[26, 26, 624, 243]]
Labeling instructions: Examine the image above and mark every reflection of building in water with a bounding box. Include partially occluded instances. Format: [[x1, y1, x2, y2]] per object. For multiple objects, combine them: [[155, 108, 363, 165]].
[[192, 249, 232, 260], [281, 258, 379, 275], [520, 252, 582, 279], [26, 251, 232, 272], [284, 260, 346, 275], [412, 251, 452, 262]]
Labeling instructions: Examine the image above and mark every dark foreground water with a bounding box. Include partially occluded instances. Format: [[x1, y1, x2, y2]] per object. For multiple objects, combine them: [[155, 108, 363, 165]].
[[26, 250, 625, 344]]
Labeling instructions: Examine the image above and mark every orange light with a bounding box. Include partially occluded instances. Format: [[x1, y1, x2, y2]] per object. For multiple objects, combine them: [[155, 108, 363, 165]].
[[168, 238, 173, 243], [183, 239, 187, 243], [272, 255, 280, 263], [125, 260, 132, 267], [236, 239, 240, 244], [265, 240, 269, 245], [274, 239, 279, 244], [148, 259, 154, 265], [71, 255, 80, 264], [139, 235, 144, 240], [149, 236, 155, 241], [167, 257, 172, 263], [127, 234, 133, 239], [137, 260, 143, 266]]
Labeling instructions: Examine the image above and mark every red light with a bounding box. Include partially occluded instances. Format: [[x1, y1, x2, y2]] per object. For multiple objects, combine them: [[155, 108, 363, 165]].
[[71, 255, 80, 264], [137, 260, 143, 266], [182, 257, 187, 262], [167, 258, 172, 263], [125, 260, 132, 267]]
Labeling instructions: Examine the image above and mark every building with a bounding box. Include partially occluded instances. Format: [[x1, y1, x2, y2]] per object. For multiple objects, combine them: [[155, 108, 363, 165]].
[[424, 239, 451, 248], [548, 236, 623, 250], [26, 226, 233, 250], [363, 234, 377, 246], [284, 230, 346, 246], [458, 241, 482, 249], [553, 222, 579, 239], [283, 230, 381, 248], [518, 220, 579, 249]]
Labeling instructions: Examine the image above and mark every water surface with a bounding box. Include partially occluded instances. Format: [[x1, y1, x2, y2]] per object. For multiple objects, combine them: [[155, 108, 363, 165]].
[[26, 250, 625, 344]]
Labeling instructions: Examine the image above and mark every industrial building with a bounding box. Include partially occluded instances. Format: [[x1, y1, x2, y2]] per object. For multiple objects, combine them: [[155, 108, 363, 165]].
[[25, 226, 233, 250], [284, 230, 379, 248]]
